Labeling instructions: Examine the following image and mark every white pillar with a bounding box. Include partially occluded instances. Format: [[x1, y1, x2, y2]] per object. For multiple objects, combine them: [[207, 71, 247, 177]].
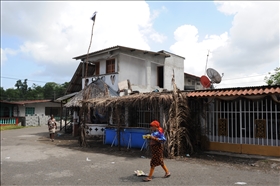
[[146, 60, 151, 90]]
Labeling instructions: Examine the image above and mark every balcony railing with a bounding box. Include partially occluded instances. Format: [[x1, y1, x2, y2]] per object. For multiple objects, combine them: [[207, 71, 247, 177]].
[[0, 117, 19, 125]]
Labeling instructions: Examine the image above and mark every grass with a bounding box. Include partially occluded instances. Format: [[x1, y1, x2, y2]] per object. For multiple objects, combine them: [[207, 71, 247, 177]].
[[0, 125, 26, 131]]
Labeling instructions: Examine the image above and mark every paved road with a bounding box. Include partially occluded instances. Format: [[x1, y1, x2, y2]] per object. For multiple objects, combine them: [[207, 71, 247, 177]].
[[1, 126, 279, 186]]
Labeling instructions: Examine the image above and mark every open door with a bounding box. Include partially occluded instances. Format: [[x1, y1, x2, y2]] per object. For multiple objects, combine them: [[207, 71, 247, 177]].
[[157, 66, 164, 88]]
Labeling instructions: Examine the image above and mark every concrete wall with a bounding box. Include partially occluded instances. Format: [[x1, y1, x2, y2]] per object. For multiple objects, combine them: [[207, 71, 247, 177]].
[[208, 142, 280, 157], [25, 115, 50, 126], [83, 48, 184, 92], [118, 53, 147, 86], [163, 53, 184, 90]]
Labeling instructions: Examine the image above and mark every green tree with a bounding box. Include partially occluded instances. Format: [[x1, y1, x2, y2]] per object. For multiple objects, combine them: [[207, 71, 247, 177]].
[[15, 79, 28, 100], [2, 80, 69, 101], [5, 88, 20, 101], [0, 87, 7, 100], [25, 83, 44, 100], [43, 82, 69, 100], [43, 82, 58, 100], [265, 67, 280, 85]]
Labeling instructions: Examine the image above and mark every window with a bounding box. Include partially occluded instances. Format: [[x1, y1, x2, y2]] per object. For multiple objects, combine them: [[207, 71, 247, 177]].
[[106, 59, 115, 73], [25, 107, 35, 115], [45, 107, 60, 116], [95, 62, 100, 75]]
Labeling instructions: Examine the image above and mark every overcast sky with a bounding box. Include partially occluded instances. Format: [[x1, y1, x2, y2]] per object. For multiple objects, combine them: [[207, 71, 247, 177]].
[[1, 1, 279, 90]]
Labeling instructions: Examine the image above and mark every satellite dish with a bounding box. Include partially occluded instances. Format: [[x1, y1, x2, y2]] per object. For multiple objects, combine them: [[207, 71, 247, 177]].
[[206, 68, 222, 84], [200, 75, 211, 88]]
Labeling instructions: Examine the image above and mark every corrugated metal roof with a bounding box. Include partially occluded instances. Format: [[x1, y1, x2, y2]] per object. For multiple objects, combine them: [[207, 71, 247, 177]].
[[73, 45, 170, 60], [186, 85, 280, 98], [158, 50, 185, 59], [184, 73, 200, 80], [65, 62, 96, 94], [55, 92, 79, 102]]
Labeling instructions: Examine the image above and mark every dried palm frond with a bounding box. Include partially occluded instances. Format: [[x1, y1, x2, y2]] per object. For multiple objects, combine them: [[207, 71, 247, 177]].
[[164, 73, 192, 158]]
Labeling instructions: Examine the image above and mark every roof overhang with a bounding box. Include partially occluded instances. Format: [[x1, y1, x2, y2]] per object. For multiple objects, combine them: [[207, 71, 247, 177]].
[[73, 45, 170, 61]]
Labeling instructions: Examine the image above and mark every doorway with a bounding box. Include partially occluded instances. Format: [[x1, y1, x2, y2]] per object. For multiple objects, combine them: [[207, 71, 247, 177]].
[[157, 66, 164, 88]]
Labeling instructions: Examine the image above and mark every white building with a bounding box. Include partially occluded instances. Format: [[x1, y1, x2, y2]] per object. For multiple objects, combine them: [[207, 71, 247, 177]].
[[66, 45, 185, 94]]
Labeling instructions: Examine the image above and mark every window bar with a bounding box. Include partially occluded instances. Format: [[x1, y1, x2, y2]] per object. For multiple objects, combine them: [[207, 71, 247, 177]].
[[247, 100, 254, 144], [208, 108, 212, 141], [206, 107, 209, 140], [244, 99, 247, 144], [257, 100, 259, 145], [220, 101, 224, 142], [240, 99, 243, 144], [253, 101, 255, 145], [216, 101, 219, 142], [212, 102, 216, 141], [266, 98, 269, 146], [269, 99, 272, 146], [211, 104, 213, 142], [227, 101, 229, 143], [259, 99, 262, 145], [275, 103, 278, 147], [224, 101, 227, 143], [231, 102, 233, 143], [235, 101, 237, 144]]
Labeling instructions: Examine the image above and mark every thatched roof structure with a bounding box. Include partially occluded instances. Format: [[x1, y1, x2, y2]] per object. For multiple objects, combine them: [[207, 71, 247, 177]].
[[64, 78, 119, 108], [84, 91, 187, 109]]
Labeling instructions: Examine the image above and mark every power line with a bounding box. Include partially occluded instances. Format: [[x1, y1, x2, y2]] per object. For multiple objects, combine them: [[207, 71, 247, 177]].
[[221, 74, 267, 81], [1, 76, 50, 83], [1, 76, 67, 85]]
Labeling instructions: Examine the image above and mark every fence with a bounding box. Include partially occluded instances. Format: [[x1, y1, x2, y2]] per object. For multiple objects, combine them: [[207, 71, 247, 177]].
[[205, 97, 280, 147]]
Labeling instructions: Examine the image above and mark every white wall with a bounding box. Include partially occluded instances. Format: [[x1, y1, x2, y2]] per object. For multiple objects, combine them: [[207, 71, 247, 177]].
[[18, 102, 60, 117], [118, 53, 147, 86], [163, 53, 184, 90], [99, 59, 106, 74], [81, 49, 184, 92]]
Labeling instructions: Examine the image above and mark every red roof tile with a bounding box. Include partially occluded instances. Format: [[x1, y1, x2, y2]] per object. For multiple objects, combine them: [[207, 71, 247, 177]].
[[185, 85, 280, 98]]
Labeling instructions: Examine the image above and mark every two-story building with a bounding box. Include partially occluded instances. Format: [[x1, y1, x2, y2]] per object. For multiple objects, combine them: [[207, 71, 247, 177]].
[[66, 45, 185, 94]]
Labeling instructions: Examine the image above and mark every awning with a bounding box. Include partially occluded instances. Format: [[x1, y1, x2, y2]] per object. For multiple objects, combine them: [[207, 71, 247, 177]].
[[55, 92, 79, 102]]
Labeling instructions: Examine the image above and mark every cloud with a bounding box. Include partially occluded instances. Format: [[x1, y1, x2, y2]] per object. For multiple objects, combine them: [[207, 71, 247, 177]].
[[1, 48, 18, 63], [1, 48, 7, 62], [170, 2, 279, 88], [214, 1, 253, 15], [1, 1, 161, 82], [212, 2, 279, 79], [170, 25, 229, 76]]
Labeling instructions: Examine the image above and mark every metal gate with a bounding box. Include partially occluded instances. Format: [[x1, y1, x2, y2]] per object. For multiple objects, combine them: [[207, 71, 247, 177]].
[[206, 96, 280, 147]]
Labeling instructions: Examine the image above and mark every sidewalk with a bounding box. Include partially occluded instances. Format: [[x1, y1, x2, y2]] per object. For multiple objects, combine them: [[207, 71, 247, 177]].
[[205, 150, 280, 162]]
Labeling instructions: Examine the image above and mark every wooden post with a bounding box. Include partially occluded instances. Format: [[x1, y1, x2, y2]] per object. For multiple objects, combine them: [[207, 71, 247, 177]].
[[65, 108, 68, 133], [115, 105, 121, 151], [60, 101, 63, 130]]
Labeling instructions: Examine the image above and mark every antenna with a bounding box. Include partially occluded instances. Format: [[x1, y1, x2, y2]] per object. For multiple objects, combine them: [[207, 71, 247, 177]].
[[204, 50, 210, 75], [206, 68, 222, 84]]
